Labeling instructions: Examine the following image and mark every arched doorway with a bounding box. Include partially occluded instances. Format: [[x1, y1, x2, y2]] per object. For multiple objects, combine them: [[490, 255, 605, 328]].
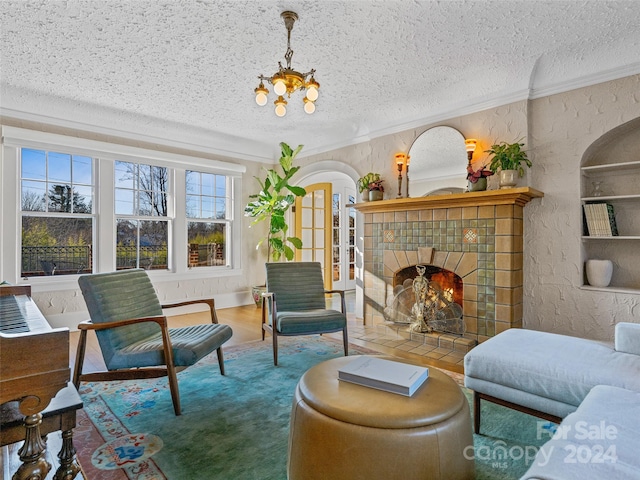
[[296, 171, 357, 291]]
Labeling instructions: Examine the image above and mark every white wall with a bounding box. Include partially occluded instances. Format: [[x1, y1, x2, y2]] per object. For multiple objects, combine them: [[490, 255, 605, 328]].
[[3, 74, 639, 339], [300, 75, 640, 341]]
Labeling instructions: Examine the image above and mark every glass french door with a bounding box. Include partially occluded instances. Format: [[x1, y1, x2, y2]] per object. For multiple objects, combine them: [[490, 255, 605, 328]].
[[295, 183, 332, 290], [295, 181, 356, 291], [331, 190, 356, 291]]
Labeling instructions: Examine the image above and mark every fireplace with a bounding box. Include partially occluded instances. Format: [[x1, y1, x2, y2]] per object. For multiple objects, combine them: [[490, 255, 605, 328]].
[[354, 188, 543, 347]]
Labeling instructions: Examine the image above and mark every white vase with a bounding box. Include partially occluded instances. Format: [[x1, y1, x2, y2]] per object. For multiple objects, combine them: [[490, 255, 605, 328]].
[[499, 169, 518, 189], [586, 259, 613, 287]]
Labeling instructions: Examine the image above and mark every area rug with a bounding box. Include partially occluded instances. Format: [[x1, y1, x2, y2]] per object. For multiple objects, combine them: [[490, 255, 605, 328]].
[[75, 336, 550, 479]]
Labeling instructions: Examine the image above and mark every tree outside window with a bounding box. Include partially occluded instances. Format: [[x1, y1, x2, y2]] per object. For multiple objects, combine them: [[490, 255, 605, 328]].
[[20, 148, 93, 276], [115, 161, 169, 270], [186, 170, 229, 268]]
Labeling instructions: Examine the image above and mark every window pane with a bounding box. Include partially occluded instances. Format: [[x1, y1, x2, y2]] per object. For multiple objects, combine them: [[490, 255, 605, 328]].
[[186, 195, 199, 218], [21, 180, 47, 211], [138, 191, 152, 215], [22, 149, 46, 180], [140, 220, 168, 269], [48, 152, 71, 184], [202, 173, 214, 196], [21, 216, 92, 277], [116, 219, 168, 270], [74, 185, 93, 213], [215, 175, 225, 197], [187, 222, 226, 267], [73, 155, 93, 185], [115, 189, 135, 215], [185, 170, 228, 222], [115, 161, 135, 189], [216, 198, 226, 219], [47, 184, 75, 213], [186, 171, 199, 194]]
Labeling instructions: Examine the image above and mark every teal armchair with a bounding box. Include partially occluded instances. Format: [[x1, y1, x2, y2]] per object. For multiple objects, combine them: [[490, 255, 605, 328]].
[[73, 269, 232, 415], [262, 262, 348, 365]]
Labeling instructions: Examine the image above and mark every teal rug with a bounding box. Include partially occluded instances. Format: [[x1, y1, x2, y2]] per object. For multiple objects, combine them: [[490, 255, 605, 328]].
[[75, 336, 550, 479]]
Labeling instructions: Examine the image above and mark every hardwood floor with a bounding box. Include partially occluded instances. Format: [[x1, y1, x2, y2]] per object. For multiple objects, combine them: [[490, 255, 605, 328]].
[[69, 303, 464, 376], [3, 301, 465, 480]]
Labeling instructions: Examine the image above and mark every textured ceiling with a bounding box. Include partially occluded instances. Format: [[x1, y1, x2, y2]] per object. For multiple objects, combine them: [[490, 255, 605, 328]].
[[2, 0, 640, 161]]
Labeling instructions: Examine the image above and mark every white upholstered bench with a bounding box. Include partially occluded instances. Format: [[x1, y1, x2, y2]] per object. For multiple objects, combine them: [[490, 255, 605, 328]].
[[463, 323, 640, 434]]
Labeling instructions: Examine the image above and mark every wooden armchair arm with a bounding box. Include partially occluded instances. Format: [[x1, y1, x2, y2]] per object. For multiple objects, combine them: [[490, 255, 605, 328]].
[[261, 292, 275, 325], [161, 298, 218, 324], [324, 289, 345, 296], [324, 289, 347, 313], [77, 315, 168, 331]]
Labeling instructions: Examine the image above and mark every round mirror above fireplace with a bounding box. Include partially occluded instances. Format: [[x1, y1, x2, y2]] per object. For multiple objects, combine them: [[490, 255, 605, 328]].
[[408, 126, 468, 196]]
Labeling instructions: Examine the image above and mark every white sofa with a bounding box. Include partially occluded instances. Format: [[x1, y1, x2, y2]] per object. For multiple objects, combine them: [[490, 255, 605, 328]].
[[463, 322, 640, 479]]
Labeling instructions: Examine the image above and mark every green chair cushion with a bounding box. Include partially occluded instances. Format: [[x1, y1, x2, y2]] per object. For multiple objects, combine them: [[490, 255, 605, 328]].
[[276, 309, 346, 335], [110, 323, 233, 369]]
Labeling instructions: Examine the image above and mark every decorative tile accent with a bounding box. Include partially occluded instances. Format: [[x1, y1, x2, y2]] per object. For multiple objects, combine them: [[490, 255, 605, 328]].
[[383, 230, 395, 243], [464, 228, 478, 243]]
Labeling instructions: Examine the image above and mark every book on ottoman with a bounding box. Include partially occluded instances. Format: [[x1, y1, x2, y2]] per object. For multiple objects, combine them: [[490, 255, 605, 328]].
[[338, 356, 429, 397]]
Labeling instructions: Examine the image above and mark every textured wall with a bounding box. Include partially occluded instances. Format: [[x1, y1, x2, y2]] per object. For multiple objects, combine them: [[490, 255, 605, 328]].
[[3, 75, 639, 339], [303, 75, 640, 341], [525, 75, 640, 340]]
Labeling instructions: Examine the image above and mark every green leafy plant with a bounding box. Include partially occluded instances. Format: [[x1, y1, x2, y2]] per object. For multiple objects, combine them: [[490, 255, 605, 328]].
[[357, 172, 381, 193], [486, 140, 532, 177], [244, 142, 307, 261]]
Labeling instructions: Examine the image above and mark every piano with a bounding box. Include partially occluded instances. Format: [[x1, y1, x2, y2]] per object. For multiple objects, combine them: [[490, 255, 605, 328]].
[[0, 285, 73, 480]]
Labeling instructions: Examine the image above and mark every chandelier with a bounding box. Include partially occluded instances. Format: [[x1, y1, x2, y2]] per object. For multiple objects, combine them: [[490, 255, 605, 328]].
[[254, 11, 319, 117]]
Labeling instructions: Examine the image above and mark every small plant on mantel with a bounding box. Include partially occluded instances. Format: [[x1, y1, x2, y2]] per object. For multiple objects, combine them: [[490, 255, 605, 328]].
[[244, 142, 306, 262], [486, 140, 532, 176], [466, 164, 494, 183], [357, 172, 382, 194], [368, 179, 384, 192]]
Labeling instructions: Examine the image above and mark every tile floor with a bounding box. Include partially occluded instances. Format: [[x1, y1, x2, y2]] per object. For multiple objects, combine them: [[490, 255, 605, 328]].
[[326, 291, 470, 372]]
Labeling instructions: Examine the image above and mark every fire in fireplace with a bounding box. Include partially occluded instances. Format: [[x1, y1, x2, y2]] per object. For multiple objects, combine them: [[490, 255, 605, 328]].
[[384, 264, 464, 335]]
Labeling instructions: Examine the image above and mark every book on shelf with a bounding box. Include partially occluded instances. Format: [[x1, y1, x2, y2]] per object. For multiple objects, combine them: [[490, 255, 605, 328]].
[[337, 356, 429, 397], [583, 202, 618, 237]]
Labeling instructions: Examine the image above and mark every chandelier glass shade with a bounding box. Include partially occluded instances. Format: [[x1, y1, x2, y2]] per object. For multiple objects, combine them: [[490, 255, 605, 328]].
[[255, 11, 319, 117]]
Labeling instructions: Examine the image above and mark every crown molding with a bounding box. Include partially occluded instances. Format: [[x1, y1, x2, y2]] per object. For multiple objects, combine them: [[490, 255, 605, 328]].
[[530, 62, 640, 100], [0, 106, 273, 164]]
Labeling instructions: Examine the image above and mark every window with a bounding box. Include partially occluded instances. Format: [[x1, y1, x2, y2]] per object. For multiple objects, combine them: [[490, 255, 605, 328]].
[[20, 148, 94, 277], [115, 161, 170, 270], [2, 126, 245, 285], [186, 170, 230, 268]]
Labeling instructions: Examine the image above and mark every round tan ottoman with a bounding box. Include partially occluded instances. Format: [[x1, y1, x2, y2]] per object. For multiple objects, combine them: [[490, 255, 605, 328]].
[[287, 355, 474, 480]]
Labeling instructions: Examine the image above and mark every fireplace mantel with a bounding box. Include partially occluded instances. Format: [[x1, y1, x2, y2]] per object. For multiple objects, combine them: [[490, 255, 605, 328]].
[[358, 186, 544, 345], [353, 187, 543, 212]]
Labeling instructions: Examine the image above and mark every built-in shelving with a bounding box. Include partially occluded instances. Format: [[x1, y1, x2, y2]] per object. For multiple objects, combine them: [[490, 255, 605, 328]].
[[581, 155, 640, 293]]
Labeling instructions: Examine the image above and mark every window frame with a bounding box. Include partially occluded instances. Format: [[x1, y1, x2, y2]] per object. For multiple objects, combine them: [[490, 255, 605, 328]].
[[1, 126, 245, 291]]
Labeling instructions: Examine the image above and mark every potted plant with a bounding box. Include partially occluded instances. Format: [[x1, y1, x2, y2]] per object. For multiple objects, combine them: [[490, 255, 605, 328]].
[[466, 164, 494, 191], [486, 140, 532, 189], [245, 143, 307, 304], [368, 179, 385, 201], [357, 172, 381, 202]]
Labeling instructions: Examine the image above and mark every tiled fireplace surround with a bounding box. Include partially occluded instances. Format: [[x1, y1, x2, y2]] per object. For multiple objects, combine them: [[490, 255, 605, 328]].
[[354, 188, 543, 352]]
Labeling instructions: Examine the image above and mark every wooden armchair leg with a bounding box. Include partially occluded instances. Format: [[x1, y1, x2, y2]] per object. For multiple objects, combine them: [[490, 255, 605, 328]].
[[166, 367, 181, 416], [474, 390, 481, 434], [216, 347, 226, 376], [72, 330, 88, 388], [272, 331, 279, 366], [342, 327, 349, 357]]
